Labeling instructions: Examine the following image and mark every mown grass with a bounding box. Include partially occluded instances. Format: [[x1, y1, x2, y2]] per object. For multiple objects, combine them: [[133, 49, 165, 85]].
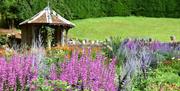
[[69, 16, 180, 42]]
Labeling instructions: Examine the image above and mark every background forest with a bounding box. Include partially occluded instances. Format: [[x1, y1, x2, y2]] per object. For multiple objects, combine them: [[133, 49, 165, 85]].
[[1, 0, 180, 28]]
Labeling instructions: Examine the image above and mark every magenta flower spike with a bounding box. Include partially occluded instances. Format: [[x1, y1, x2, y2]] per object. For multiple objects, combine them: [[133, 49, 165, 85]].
[[0, 54, 38, 90], [58, 50, 117, 90]]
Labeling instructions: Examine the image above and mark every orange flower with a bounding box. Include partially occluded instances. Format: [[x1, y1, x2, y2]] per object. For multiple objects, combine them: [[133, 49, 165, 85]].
[[163, 60, 173, 65]]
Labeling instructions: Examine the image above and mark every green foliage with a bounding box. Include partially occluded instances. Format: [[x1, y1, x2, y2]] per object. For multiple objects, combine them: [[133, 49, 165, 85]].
[[103, 37, 127, 67], [108, 0, 130, 16], [1, 0, 180, 27], [133, 60, 180, 90], [46, 27, 54, 48], [0, 35, 8, 46], [31, 77, 70, 91], [45, 48, 71, 72], [46, 49, 66, 66], [64, 0, 105, 19], [103, 37, 122, 58]]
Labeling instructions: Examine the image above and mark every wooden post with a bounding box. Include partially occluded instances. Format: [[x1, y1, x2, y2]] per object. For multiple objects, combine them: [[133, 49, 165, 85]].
[[27, 25, 33, 46], [32, 26, 36, 45], [61, 29, 65, 46], [21, 26, 26, 45], [56, 27, 61, 46], [65, 29, 69, 44]]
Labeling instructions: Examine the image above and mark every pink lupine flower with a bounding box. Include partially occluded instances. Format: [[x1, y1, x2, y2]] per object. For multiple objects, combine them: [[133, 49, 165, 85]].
[[0, 55, 38, 90], [50, 64, 58, 80], [58, 50, 117, 91]]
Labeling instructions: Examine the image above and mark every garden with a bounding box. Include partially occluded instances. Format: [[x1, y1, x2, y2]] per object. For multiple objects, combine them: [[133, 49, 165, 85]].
[[0, 37, 179, 91], [0, 0, 180, 91]]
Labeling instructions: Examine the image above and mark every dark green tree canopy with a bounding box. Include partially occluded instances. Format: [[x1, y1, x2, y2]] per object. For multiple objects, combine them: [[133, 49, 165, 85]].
[[0, 0, 180, 28]]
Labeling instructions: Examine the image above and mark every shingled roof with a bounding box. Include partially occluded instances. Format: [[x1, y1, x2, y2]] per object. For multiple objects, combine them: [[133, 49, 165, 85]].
[[19, 6, 75, 28]]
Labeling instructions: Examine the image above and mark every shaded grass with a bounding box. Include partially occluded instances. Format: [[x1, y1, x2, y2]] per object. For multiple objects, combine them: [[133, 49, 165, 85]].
[[69, 16, 180, 42]]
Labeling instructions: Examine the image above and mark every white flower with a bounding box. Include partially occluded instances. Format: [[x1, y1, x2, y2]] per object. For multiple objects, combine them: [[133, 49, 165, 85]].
[[171, 57, 175, 60]]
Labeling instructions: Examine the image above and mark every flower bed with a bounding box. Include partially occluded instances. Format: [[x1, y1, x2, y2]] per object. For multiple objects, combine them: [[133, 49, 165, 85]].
[[0, 38, 179, 91]]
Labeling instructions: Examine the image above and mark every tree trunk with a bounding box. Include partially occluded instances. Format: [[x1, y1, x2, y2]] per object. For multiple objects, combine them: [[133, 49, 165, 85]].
[[11, 19, 15, 30]]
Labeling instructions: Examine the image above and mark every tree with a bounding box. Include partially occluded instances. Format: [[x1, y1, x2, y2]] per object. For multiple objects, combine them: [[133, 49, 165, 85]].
[[0, 0, 19, 28]]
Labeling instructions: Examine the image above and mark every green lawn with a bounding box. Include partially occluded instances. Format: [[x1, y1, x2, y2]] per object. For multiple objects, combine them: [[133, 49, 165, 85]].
[[69, 16, 180, 42]]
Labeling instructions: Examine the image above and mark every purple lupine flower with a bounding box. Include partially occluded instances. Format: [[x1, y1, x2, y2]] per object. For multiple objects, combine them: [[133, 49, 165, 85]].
[[126, 40, 134, 50]]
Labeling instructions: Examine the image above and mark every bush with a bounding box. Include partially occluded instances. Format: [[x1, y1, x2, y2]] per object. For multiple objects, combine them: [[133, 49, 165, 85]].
[[0, 35, 8, 46], [31, 77, 70, 91], [140, 60, 180, 91], [103, 37, 122, 58]]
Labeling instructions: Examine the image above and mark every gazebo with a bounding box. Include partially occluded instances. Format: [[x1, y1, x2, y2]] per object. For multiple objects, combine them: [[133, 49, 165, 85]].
[[19, 6, 75, 47]]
